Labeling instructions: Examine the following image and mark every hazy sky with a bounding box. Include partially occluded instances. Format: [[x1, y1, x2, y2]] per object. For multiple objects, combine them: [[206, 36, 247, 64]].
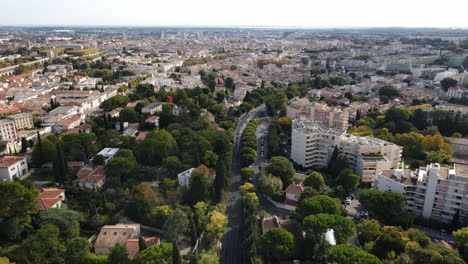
[[2, 0, 468, 28]]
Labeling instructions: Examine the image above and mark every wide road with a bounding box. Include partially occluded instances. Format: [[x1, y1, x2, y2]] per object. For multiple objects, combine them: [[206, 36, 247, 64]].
[[221, 105, 266, 264]]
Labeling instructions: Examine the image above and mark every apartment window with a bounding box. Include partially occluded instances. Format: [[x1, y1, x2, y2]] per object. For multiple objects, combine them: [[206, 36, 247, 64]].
[[113, 232, 117, 236], [103, 232, 107, 235], [123, 232, 127, 235], [456, 196, 462, 200]]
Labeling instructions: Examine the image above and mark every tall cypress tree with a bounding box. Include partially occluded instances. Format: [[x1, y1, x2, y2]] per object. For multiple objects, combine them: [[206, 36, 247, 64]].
[[53, 142, 68, 185], [172, 240, 182, 264], [214, 159, 226, 203]]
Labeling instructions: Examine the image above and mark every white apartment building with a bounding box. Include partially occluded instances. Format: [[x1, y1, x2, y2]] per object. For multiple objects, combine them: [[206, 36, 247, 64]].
[[291, 120, 343, 169], [291, 119, 402, 183], [374, 163, 468, 224], [286, 98, 349, 130], [339, 134, 402, 183]]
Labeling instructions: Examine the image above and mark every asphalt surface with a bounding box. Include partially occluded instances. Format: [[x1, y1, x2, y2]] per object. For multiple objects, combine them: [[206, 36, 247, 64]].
[[221, 105, 266, 264]]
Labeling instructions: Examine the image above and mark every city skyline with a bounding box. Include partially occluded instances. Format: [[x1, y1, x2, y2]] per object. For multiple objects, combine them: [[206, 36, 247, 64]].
[[2, 0, 468, 28]]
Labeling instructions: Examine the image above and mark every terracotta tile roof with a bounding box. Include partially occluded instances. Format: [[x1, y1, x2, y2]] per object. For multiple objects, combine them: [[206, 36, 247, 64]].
[[94, 224, 140, 250], [37, 188, 65, 211], [146, 115, 159, 121], [57, 114, 81, 126], [136, 132, 148, 141], [74, 165, 106, 184], [67, 161, 85, 168], [285, 183, 304, 195], [0, 156, 26, 168]]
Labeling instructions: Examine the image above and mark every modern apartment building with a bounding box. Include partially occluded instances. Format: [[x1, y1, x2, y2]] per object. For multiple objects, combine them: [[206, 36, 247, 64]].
[[374, 163, 468, 224], [6, 113, 34, 131], [291, 120, 343, 169], [0, 119, 18, 141], [291, 119, 402, 183], [339, 134, 402, 183], [286, 98, 349, 130]]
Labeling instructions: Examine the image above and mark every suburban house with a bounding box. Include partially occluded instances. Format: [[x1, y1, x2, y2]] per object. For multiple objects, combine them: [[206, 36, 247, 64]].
[[95, 148, 120, 164], [73, 165, 106, 189], [285, 183, 304, 205], [177, 168, 195, 188], [0, 156, 29, 182], [141, 102, 162, 115], [37, 188, 65, 211], [53, 114, 82, 132], [94, 224, 159, 257], [145, 116, 160, 128]]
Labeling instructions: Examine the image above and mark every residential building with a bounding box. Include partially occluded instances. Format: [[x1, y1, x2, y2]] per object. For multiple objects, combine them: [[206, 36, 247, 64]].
[[53, 114, 82, 132], [6, 113, 34, 131], [285, 183, 304, 205], [37, 188, 65, 211], [178, 168, 195, 188], [286, 98, 349, 130], [95, 148, 120, 164], [94, 224, 159, 257], [0, 156, 29, 181], [339, 134, 402, 183], [146, 116, 160, 128], [0, 119, 18, 141], [141, 102, 163, 115], [291, 120, 402, 183], [74, 165, 106, 189], [291, 120, 343, 168], [374, 163, 468, 224]]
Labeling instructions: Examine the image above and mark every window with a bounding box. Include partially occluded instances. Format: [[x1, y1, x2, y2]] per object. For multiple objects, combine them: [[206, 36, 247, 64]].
[[113, 232, 117, 236], [123, 232, 127, 235], [103, 232, 107, 235]]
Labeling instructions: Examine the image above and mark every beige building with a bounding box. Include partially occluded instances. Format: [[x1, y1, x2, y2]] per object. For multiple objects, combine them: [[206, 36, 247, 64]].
[[339, 134, 402, 183], [0, 119, 18, 141], [374, 163, 468, 224], [7, 113, 34, 131], [291, 119, 402, 183], [286, 98, 349, 130]]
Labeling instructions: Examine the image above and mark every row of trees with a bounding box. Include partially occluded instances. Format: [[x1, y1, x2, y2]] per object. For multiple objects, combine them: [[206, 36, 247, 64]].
[[240, 120, 258, 167], [239, 183, 261, 263]]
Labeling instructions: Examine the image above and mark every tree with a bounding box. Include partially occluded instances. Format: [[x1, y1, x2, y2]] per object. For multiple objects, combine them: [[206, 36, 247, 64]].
[[266, 156, 295, 186], [120, 108, 139, 122], [66, 237, 90, 264], [199, 249, 219, 264], [259, 228, 295, 262], [62, 133, 98, 162], [20, 137, 29, 153], [163, 209, 189, 242], [296, 195, 341, 220], [20, 224, 66, 264], [139, 235, 147, 252], [373, 227, 406, 258], [38, 208, 83, 239], [453, 227, 468, 262], [303, 171, 325, 191], [259, 172, 283, 197], [133, 182, 157, 201], [105, 157, 137, 185], [379, 86, 400, 98], [136, 138, 168, 166], [150, 205, 173, 228], [52, 142, 68, 184], [0, 181, 39, 241], [335, 169, 360, 192], [162, 156, 182, 178], [240, 167, 255, 181], [185, 169, 210, 205], [359, 189, 407, 223], [107, 243, 129, 264], [0, 257, 15, 264], [326, 244, 382, 264], [358, 218, 382, 244], [206, 211, 228, 244], [239, 183, 256, 195], [302, 213, 356, 243], [214, 159, 227, 203], [172, 240, 182, 264], [139, 243, 173, 264], [441, 78, 458, 91]]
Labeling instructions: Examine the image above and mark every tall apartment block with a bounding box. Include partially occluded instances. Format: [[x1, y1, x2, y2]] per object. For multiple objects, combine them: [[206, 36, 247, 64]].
[[286, 98, 349, 131], [0, 120, 18, 141], [6, 113, 34, 131], [374, 163, 468, 224], [291, 119, 402, 183]]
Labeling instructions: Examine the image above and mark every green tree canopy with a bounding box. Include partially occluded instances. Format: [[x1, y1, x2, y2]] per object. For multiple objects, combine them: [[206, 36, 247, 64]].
[[266, 156, 295, 186], [259, 228, 295, 262], [139, 243, 172, 264]]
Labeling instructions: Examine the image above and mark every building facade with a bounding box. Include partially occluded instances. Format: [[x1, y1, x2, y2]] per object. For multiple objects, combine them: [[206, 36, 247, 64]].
[[0, 119, 18, 141], [286, 98, 349, 130], [6, 113, 34, 131], [0, 156, 29, 181], [374, 163, 468, 224]]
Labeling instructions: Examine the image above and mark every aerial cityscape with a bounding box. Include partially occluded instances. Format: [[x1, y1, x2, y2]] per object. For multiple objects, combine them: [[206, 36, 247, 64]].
[[1, 1, 468, 264]]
